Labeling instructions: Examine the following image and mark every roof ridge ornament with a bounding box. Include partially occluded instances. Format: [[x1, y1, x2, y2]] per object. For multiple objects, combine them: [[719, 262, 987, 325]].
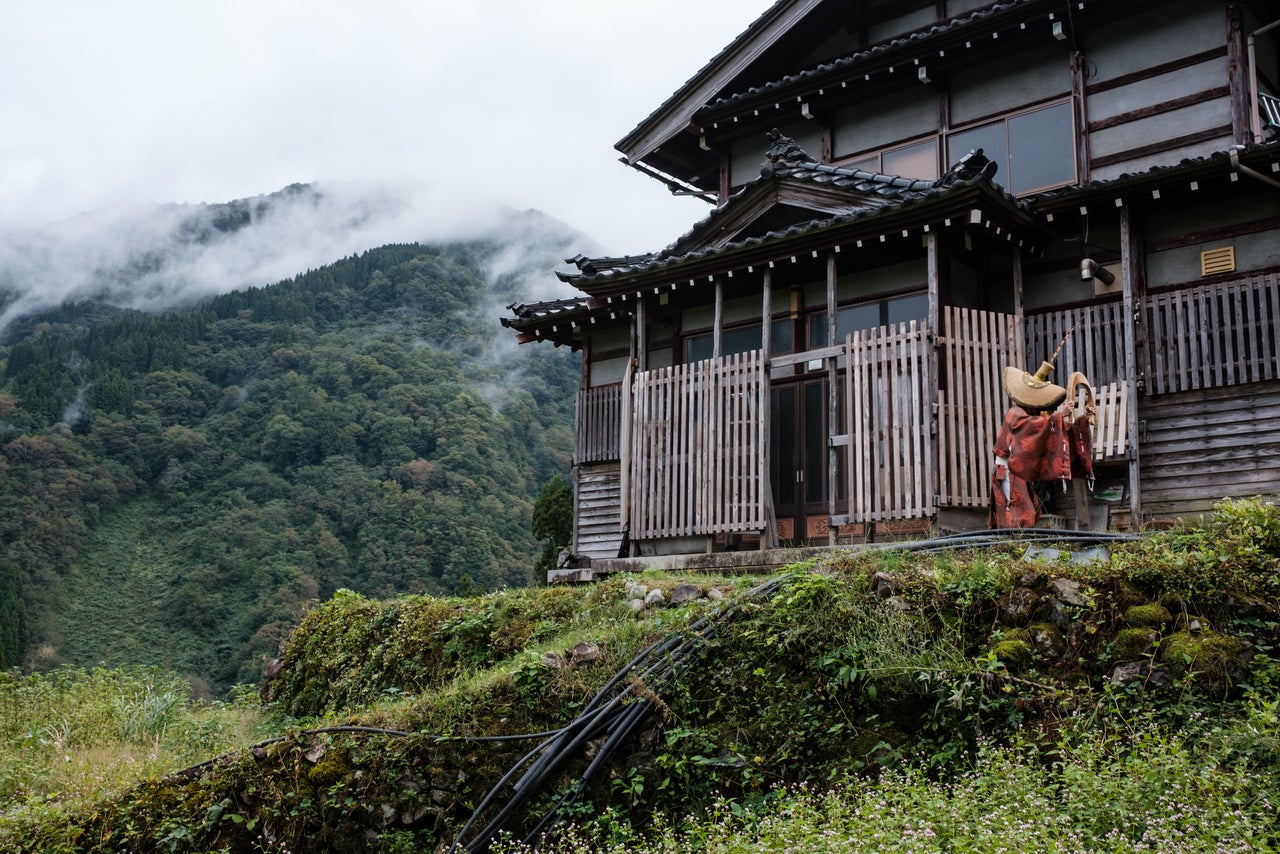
[[764, 127, 816, 164], [937, 147, 999, 187]]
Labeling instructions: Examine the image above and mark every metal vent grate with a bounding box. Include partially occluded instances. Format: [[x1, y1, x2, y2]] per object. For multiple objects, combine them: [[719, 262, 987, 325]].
[[1200, 246, 1235, 276]]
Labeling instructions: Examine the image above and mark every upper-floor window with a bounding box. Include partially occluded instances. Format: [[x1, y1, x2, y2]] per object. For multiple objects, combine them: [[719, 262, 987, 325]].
[[836, 98, 1076, 195], [946, 100, 1075, 195], [808, 291, 928, 348], [841, 137, 940, 180], [684, 318, 794, 364]]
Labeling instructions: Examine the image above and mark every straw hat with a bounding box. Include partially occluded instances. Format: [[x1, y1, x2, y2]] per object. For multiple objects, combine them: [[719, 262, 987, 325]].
[[1003, 360, 1067, 411]]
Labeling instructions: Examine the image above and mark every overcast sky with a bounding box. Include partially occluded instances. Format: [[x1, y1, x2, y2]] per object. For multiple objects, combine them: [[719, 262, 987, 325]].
[[0, 1, 776, 257]]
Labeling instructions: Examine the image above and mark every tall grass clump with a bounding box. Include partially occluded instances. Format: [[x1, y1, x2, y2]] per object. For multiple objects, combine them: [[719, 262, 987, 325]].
[[0, 666, 267, 820]]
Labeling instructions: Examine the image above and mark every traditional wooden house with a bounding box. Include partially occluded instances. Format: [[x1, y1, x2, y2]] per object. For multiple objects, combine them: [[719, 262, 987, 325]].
[[505, 0, 1280, 569]]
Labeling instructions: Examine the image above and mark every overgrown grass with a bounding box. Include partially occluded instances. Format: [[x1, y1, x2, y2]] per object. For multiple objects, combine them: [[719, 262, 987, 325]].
[[3, 502, 1280, 852], [0, 667, 271, 824], [511, 716, 1279, 853]]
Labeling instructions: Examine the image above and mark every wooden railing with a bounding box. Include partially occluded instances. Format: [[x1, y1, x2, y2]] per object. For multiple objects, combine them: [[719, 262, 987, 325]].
[[1143, 273, 1280, 395], [575, 383, 622, 463], [1024, 301, 1127, 386], [626, 351, 766, 538], [1090, 381, 1129, 460], [845, 321, 933, 521], [938, 307, 1023, 508]]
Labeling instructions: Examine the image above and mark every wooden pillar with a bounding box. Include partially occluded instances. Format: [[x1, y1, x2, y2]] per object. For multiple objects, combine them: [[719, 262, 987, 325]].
[[761, 270, 775, 549], [1070, 51, 1091, 186], [635, 296, 648, 374], [826, 253, 839, 546], [1120, 203, 1144, 528], [1226, 4, 1249, 145], [1011, 248, 1025, 326], [626, 301, 641, 557], [926, 232, 942, 527], [619, 358, 633, 547], [713, 279, 724, 359]]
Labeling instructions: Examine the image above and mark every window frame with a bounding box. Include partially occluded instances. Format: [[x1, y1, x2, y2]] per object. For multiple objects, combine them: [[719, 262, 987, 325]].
[[835, 134, 940, 180], [681, 316, 795, 365], [806, 289, 930, 351], [945, 97, 1077, 196], [832, 97, 1078, 197]]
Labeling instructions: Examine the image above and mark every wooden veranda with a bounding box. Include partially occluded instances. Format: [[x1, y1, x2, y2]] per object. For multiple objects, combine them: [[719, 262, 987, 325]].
[[570, 271, 1280, 552]]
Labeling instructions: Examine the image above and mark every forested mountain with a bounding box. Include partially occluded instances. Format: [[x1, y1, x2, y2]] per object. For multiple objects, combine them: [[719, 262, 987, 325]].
[[0, 224, 582, 694]]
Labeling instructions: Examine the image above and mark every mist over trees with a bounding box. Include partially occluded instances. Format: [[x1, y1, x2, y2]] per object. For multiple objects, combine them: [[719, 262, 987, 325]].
[[0, 238, 579, 693]]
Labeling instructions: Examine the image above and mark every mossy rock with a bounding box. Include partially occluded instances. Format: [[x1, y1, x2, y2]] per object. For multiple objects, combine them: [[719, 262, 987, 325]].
[[1028, 623, 1067, 659], [1111, 627, 1159, 660], [1124, 602, 1172, 627], [989, 638, 1035, 672], [1157, 630, 1246, 691], [307, 747, 353, 789]]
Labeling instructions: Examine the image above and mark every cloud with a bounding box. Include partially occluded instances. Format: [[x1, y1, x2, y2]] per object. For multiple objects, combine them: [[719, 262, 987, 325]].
[[0, 1, 772, 261], [0, 180, 596, 334]]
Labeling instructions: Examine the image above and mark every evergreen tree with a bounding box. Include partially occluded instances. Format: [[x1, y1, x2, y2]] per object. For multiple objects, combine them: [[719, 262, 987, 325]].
[[532, 474, 573, 575]]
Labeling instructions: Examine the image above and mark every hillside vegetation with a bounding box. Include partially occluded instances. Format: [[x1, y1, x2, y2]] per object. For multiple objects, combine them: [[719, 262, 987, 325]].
[[0, 238, 578, 690], [0, 501, 1276, 852]]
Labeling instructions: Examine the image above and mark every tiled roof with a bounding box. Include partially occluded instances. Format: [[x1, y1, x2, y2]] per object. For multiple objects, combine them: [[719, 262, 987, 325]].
[[1030, 141, 1280, 210], [764, 158, 938, 200], [560, 146, 1021, 286], [701, 0, 1035, 119], [503, 297, 591, 325]]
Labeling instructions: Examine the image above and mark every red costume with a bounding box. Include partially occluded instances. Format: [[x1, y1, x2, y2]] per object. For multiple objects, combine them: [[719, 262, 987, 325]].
[[990, 405, 1094, 528]]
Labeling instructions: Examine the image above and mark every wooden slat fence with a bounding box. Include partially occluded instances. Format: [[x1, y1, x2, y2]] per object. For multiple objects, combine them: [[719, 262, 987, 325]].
[[844, 321, 931, 522], [1142, 273, 1280, 395], [627, 351, 766, 538], [1090, 381, 1129, 460], [1024, 301, 1127, 387], [575, 383, 622, 463], [937, 307, 1023, 508]]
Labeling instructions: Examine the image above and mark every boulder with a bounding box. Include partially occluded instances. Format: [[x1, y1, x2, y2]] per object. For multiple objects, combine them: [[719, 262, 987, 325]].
[[999, 587, 1039, 625], [1048, 577, 1090, 607], [570, 641, 603, 665], [671, 583, 702, 604], [1110, 661, 1174, 689]]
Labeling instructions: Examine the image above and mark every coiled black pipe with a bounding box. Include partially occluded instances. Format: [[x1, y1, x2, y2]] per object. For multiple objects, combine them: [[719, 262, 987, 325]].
[[447, 529, 1140, 852]]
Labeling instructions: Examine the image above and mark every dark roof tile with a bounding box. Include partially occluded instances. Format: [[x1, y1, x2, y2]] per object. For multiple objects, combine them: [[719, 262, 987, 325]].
[[702, 1, 1033, 116]]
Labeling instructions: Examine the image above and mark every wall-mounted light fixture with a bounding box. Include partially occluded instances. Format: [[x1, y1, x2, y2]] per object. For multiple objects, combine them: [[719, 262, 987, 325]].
[[1080, 258, 1115, 285]]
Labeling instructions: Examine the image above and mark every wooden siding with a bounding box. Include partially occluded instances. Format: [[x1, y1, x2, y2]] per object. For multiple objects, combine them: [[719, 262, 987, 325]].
[[627, 351, 766, 538], [1140, 381, 1280, 517], [1024, 301, 1128, 387], [845, 321, 932, 521], [575, 383, 622, 463], [937, 308, 1023, 508], [574, 463, 623, 559], [1085, 1, 1234, 180], [1143, 273, 1280, 396]]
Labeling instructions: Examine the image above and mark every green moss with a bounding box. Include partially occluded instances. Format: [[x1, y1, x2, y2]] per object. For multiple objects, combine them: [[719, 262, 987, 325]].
[[1124, 603, 1172, 627], [989, 638, 1035, 672], [307, 748, 352, 788], [1112, 627, 1159, 659], [1158, 630, 1246, 689]]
